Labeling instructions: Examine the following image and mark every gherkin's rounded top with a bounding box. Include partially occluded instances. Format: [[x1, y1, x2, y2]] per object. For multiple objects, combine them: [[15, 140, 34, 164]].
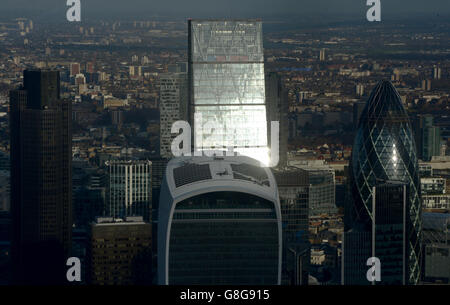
[[349, 80, 422, 283], [351, 80, 419, 216], [358, 80, 410, 129]]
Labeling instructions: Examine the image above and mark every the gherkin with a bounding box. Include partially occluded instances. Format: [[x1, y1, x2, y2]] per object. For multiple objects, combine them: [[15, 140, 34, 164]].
[[349, 80, 422, 284]]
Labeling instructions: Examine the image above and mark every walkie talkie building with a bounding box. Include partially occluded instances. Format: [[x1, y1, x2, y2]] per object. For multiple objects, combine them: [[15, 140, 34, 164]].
[[188, 20, 269, 165], [158, 156, 282, 285], [345, 80, 422, 284]]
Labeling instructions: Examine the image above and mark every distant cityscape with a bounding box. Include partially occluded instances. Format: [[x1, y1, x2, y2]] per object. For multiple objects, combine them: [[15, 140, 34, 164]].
[[0, 15, 448, 286]]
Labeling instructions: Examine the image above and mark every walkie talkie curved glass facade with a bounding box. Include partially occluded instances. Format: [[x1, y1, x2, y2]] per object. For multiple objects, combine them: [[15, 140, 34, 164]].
[[349, 80, 422, 284], [188, 20, 269, 165], [158, 156, 282, 285]]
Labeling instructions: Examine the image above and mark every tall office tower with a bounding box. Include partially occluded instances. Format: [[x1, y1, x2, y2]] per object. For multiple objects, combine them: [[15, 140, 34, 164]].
[[87, 216, 152, 285], [412, 115, 441, 161], [371, 182, 409, 285], [272, 168, 310, 285], [265, 72, 289, 168], [319, 49, 326, 61], [422, 116, 441, 161], [141, 55, 150, 65], [356, 84, 365, 96], [10, 70, 72, 284], [290, 164, 336, 216], [303, 167, 336, 216], [148, 157, 169, 228], [422, 213, 450, 283], [158, 156, 282, 285], [433, 66, 442, 80], [110, 110, 123, 128], [149, 158, 169, 192], [147, 156, 170, 274], [341, 227, 372, 285], [99, 71, 108, 82], [85, 62, 95, 74], [105, 160, 152, 222], [70, 62, 80, 76], [129, 66, 135, 77], [421, 79, 432, 91], [440, 143, 447, 156], [188, 20, 269, 165], [345, 80, 422, 284], [412, 115, 424, 160], [17, 20, 25, 31], [72, 163, 106, 229], [159, 72, 188, 158], [273, 169, 309, 243]]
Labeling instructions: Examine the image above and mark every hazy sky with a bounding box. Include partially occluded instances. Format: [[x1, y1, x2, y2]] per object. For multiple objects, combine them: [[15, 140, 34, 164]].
[[1, 0, 449, 20]]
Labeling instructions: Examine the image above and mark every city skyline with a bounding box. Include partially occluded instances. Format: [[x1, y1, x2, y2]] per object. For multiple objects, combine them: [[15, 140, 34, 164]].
[[0, 12, 448, 289], [1, 0, 450, 21]]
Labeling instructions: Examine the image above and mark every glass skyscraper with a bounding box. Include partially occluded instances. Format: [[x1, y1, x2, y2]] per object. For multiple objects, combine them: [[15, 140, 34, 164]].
[[159, 71, 188, 158], [371, 182, 409, 285], [345, 80, 422, 284], [188, 20, 269, 164], [105, 160, 152, 222], [10, 70, 72, 284], [412, 114, 441, 161], [272, 168, 310, 285], [158, 156, 282, 285], [422, 213, 450, 283]]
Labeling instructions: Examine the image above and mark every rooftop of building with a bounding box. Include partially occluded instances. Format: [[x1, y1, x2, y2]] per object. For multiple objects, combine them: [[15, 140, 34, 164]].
[[93, 216, 147, 226], [188, 18, 262, 22], [164, 155, 278, 204], [104, 159, 152, 166]]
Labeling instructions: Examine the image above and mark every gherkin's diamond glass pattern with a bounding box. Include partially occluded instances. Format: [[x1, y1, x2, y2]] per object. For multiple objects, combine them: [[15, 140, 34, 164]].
[[350, 81, 422, 284]]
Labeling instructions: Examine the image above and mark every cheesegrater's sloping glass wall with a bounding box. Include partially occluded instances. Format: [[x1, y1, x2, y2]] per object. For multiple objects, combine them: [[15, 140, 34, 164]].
[[188, 20, 269, 164], [168, 191, 279, 284]]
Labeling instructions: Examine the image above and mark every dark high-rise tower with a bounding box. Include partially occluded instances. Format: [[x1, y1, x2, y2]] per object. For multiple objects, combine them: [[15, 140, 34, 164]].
[[371, 182, 409, 285], [412, 114, 441, 161], [265, 72, 288, 168], [344, 81, 422, 284], [10, 70, 72, 284]]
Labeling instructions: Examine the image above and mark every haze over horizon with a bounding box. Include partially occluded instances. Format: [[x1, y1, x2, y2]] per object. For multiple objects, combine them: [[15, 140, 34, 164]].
[[0, 0, 449, 22]]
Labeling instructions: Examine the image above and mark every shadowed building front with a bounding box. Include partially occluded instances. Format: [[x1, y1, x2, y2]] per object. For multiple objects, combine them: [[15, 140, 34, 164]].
[[10, 70, 72, 284], [158, 156, 282, 285], [87, 216, 152, 285]]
